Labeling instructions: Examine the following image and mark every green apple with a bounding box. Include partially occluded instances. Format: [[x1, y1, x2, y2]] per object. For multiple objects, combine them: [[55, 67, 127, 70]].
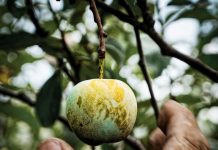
[[66, 79, 137, 145]]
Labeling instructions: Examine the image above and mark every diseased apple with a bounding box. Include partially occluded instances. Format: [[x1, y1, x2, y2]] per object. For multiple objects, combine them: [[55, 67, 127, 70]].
[[66, 79, 137, 145]]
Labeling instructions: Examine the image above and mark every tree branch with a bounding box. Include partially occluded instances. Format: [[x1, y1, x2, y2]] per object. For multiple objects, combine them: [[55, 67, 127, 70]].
[[88, 0, 107, 79], [0, 86, 35, 106], [94, 0, 218, 82], [136, 0, 154, 27], [135, 29, 159, 120], [88, 0, 106, 59], [47, 1, 80, 83], [25, 0, 48, 37], [119, 0, 159, 121], [146, 29, 218, 82], [58, 58, 77, 83], [125, 136, 147, 150]]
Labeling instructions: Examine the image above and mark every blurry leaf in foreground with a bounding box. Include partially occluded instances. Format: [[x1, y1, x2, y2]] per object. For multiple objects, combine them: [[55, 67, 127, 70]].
[[36, 70, 62, 127], [177, 8, 216, 22], [0, 102, 40, 136], [146, 52, 170, 78], [106, 37, 124, 66], [0, 32, 63, 57], [176, 94, 200, 105], [199, 54, 218, 70], [0, 32, 42, 51]]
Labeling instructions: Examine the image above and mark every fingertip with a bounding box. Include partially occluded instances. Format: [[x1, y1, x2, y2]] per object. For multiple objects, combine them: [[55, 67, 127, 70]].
[[37, 138, 74, 150], [158, 100, 193, 133], [158, 100, 176, 133]]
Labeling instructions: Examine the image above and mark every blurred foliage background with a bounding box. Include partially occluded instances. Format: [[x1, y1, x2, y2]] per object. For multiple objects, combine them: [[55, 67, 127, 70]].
[[0, 0, 218, 149]]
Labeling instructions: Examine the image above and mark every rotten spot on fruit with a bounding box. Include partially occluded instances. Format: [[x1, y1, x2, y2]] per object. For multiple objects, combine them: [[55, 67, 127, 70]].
[[77, 96, 82, 108]]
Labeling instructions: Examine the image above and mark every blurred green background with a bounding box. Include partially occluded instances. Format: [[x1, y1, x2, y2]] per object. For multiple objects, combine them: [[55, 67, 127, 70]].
[[0, 0, 218, 149]]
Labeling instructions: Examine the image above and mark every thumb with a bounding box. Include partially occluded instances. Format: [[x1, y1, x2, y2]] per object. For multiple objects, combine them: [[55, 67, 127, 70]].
[[158, 100, 209, 150]]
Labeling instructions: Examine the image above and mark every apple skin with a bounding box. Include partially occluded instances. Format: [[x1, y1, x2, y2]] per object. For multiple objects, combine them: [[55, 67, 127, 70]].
[[66, 79, 137, 145]]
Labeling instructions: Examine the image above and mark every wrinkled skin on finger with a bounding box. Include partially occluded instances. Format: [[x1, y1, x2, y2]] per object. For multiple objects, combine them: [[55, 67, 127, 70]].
[[149, 100, 209, 150]]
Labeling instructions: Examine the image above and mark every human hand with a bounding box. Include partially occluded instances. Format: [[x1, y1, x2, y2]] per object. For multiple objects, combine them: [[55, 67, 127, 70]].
[[149, 100, 209, 150]]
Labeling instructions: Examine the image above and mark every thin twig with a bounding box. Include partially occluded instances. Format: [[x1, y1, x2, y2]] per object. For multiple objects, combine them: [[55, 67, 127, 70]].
[[135, 29, 159, 120], [125, 136, 147, 150], [88, 0, 106, 58], [58, 58, 77, 83], [136, 0, 154, 28], [0, 86, 35, 106], [155, 0, 164, 26], [119, 0, 159, 121], [88, 0, 106, 79], [93, 0, 218, 82], [25, 0, 48, 37], [91, 145, 95, 150], [47, 1, 80, 83]]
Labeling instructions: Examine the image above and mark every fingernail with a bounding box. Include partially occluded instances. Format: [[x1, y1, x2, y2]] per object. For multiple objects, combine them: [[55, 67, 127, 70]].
[[38, 140, 62, 150]]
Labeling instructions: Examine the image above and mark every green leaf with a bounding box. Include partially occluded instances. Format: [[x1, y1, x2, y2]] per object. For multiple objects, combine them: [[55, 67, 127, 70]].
[[0, 51, 39, 76], [6, 0, 26, 18], [79, 63, 98, 80], [177, 8, 216, 22], [168, 0, 192, 6], [0, 32, 42, 51], [70, 2, 86, 25], [199, 54, 218, 70], [106, 37, 124, 66], [35, 70, 62, 127], [0, 32, 63, 57], [0, 102, 40, 136], [39, 37, 63, 57], [42, 20, 57, 34], [176, 95, 200, 104], [198, 26, 218, 51], [146, 52, 170, 78]]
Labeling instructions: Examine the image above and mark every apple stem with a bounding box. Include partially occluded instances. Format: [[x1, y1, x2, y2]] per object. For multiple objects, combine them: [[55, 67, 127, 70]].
[[89, 0, 106, 79], [98, 58, 104, 79]]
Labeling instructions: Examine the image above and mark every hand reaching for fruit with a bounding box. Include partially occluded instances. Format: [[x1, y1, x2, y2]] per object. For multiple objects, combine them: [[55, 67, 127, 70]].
[[37, 100, 209, 150]]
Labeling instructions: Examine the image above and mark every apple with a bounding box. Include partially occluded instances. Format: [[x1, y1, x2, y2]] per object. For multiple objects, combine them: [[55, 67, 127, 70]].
[[66, 79, 137, 145]]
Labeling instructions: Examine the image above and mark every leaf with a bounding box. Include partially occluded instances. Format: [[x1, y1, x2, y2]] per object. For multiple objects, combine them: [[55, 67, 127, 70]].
[[146, 52, 170, 78], [198, 26, 218, 51], [70, 2, 86, 25], [168, 0, 192, 6], [0, 51, 39, 76], [0, 32, 42, 51], [42, 20, 57, 34], [199, 54, 218, 70], [6, 0, 26, 18], [176, 95, 200, 104], [35, 70, 62, 127], [79, 63, 98, 80], [0, 32, 63, 57], [106, 37, 124, 66], [177, 8, 216, 22], [0, 102, 40, 136], [39, 37, 63, 57], [126, 0, 142, 16]]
